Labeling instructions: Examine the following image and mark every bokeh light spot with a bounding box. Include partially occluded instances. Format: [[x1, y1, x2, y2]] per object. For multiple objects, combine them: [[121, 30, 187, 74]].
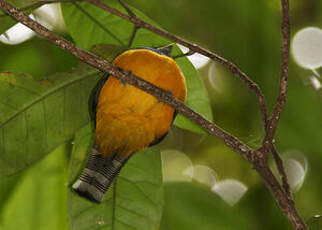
[[177, 44, 210, 69], [0, 4, 66, 45], [183, 165, 217, 187], [292, 27, 322, 69], [284, 158, 306, 192], [33, 3, 66, 32], [276, 150, 308, 192], [307, 214, 322, 230], [161, 149, 193, 182], [310, 76, 322, 90], [211, 179, 247, 206], [208, 62, 220, 91], [283, 150, 308, 174], [0, 15, 36, 45]]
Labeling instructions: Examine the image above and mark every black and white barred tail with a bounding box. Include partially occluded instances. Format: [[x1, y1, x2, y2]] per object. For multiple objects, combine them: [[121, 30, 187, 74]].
[[72, 145, 128, 203]]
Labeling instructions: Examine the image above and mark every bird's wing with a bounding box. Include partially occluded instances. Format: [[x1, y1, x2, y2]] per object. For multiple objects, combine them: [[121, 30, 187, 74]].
[[88, 73, 110, 124]]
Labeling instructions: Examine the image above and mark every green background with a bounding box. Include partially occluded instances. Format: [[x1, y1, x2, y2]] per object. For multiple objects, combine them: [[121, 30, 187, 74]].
[[1, 0, 322, 229]]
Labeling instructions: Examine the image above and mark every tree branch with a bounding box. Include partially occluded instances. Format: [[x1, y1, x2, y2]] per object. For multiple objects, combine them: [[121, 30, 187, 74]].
[[79, 0, 270, 128], [254, 163, 307, 230], [265, 0, 291, 142], [0, 0, 253, 160], [0, 0, 308, 229], [0, 0, 269, 130], [269, 143, 292, 200]]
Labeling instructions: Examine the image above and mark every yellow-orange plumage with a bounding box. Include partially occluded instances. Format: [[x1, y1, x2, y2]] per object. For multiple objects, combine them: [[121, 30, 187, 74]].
[[96, 49, 187, 158], [73, 48, 187, 202]]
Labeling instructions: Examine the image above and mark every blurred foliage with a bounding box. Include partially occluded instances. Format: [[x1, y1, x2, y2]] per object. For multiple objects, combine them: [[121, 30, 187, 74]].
[[1, 0, 322, 229], [0, 144, 68, 230], [67, 125, 164, 230], [0, 37, 78, 80], [160, 183, 253, 230]]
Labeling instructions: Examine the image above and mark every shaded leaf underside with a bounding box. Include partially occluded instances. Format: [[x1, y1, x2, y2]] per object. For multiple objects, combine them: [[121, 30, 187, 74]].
[[0, 69, 100, 176]]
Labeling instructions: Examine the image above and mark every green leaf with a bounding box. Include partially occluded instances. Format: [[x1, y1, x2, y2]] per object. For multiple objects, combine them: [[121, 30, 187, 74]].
[[160, 183, 253, 230], [61, 0, 169, 50], [0, 173, 21, 219], [0, 144, 68, 230], [67, 125, 164, 230], [0, 71, 95, 177], [62, 0, 213, 133], [0, 37, 79, 80], [0, 45, 124, 177], [0, 16, 18, 35], [172, 46, 213, 134]]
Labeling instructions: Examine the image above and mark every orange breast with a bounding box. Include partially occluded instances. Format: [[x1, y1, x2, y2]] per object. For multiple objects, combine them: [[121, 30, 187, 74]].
[[95, 49, 187, 158]]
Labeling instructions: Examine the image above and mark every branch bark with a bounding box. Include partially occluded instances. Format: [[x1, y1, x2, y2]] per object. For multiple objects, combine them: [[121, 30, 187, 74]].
[[0, 0, 269, 129], [265, 0, 291, 142], [0, 0, 254, 159], [0, 0, 308, 229]]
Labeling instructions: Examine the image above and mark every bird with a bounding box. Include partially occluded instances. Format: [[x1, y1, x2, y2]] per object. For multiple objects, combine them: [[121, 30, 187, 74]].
[[72, 46, 187, 203]]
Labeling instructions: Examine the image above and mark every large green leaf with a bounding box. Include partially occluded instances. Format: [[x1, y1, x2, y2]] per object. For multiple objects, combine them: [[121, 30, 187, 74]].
[[0, 70, 96, 177], [0, 45, 125, 177], [172, 46, 212, 134], [67, 125, 164, 230], [61, 0, 168, 50], [0, 144, 68, 230], [160, 183, 253, 230], [62, 1, 213, 133]]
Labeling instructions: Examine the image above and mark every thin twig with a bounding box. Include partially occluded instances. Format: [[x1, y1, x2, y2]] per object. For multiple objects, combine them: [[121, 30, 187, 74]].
[[0, 0, 253, 161], [172, 50, 195, 59], [0, 0, 269, 130], [127, 25, 139, 48], [0, 1, 42, 17], [0, 0, 308, 229], [254, 164, 307, 230], [84, 0, 270, 129], [269, 143, 292, 200], [118, 0, 135, 17], [265, 0, 291, 142]]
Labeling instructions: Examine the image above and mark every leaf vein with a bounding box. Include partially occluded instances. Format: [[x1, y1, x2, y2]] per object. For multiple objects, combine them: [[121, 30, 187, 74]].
[[119, 176, 157, 206], [117, 203, 150, 220], [71, 204, 98, 219], [115, 217, 139, 230], [10, 83, 41, 96], [0, 71, 98, 129]]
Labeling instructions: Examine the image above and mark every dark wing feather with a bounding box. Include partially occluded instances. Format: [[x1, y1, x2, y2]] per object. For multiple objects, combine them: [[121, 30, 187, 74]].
[[135, 46, 173, 57], [89, 73, 109, 124]]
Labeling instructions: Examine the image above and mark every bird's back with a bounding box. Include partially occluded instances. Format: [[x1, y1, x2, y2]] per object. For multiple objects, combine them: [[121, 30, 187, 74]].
[[73, 48, 187, 203], [96, 49, 187, 158]]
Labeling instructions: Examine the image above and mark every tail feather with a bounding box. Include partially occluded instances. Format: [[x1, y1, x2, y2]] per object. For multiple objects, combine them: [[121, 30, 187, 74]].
[[72, 145, 127, 203]]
